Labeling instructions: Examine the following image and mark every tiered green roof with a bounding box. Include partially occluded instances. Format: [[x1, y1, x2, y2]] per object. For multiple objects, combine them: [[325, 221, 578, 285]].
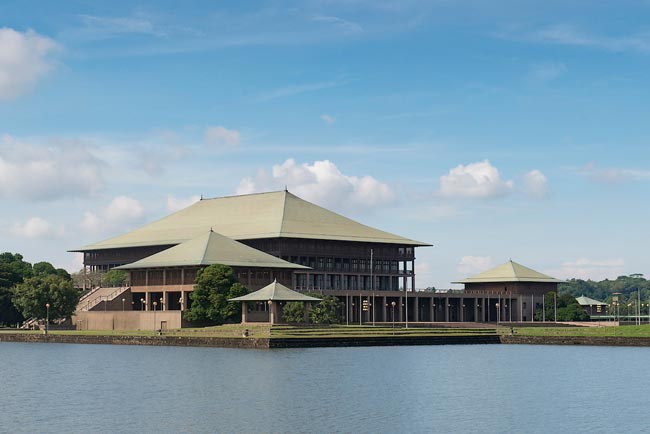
[[229, 280, 321, 302], [73, 190, 429, 251], [115, 231, 309, 270], [453, 260, 563, 284], [575, 295, 608, 306]]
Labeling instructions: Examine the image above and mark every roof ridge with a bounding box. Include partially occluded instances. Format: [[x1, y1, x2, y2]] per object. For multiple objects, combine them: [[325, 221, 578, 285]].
[[200, 190, 286, 201], [279, 190, 289, 235], [200, 231, 215, 264]]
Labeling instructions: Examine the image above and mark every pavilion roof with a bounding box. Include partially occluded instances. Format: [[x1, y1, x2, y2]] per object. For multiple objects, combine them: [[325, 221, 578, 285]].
[[575, 295, 608, 306], [453, 260, 563, 284], [229, 280, 321, 302], [72, 190, 430, 252], [115, 230, 308, 270]]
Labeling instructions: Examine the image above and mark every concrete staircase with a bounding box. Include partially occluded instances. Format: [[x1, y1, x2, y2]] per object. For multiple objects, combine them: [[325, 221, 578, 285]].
[[78, 286, 131, 311]]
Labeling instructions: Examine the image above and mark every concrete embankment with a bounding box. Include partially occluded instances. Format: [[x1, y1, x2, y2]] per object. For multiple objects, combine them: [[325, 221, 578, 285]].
[[501, 335, 650, 347], [270, 335, 500, 348], [4, 333, 650, 348], [0, 333, 268, 349]]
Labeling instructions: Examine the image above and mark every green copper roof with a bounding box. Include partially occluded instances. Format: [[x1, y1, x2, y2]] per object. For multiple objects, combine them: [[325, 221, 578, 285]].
[[115, 231, 309, 270], [575, 295, 608, 306], [73, 190, 430, 251], [229, 280, 322, 302], [453, 260, 563, 284]]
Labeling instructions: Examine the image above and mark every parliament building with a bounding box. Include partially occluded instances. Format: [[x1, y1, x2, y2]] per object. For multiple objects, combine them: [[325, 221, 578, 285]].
[[71, 190, 560, 329]]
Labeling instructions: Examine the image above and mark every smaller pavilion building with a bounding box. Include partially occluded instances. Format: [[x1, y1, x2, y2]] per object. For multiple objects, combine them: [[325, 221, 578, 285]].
[[229, 280, 321, 324], [452, 260, 563, 322], [575, 295, 608, 318]]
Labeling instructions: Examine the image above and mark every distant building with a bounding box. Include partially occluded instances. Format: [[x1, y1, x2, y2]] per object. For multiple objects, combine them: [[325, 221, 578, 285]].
[[452, 260, 562, 322], [575, 295, 608, 317]]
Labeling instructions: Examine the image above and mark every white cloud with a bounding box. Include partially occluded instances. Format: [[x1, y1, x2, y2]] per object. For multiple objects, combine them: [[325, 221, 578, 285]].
[[533, 24, 650, 53], [204, 126, 241, 148], [530, 62, 566, 81], [311, 15, 363, 34], [256, 77, 347, 102], [457, 256, 494, 276], [321, 114, 336, 124], [10, 216, 62, 238], [579, 162, 650, 182], [81, 195, 146, 231], [548, 257, 625, 281], [237, 158, 395, 210], [440, 160, 514, 198], [0, 135, 104, 200], [0, 27, 59, 100], [78, 15, 162, 37], [166, 194, 201, 212], [523, 169, 549, 198]]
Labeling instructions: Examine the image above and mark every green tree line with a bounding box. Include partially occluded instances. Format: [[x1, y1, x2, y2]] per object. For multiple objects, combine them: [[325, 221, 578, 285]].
[[0, 252, 79, 327]]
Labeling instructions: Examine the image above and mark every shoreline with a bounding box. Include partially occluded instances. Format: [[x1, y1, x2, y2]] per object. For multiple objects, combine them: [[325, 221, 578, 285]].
[[3, 332, 650, 348]]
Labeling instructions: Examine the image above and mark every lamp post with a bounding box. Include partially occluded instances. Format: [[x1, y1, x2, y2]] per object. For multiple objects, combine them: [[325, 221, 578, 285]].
[[104, 296, 107, 312], [122, 298, 125, 312], [391, 301, 396, 331], [152, 301, 158, 333], [496, 302, 500, 325], [267, 300, 273, 324], [45, 303, 50, 335], [141, 298, 145, 311], [160, 297, 164, 312]]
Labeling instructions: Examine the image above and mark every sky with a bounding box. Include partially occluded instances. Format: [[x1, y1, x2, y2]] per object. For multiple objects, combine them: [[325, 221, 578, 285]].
[[1, 0, 649, 289]]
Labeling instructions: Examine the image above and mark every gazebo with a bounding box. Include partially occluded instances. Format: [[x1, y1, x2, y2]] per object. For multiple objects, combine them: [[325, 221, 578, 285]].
[[229, 280, 321, 324]]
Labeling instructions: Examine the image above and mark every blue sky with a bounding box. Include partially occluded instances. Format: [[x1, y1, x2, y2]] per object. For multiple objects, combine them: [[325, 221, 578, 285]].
[[1, 0, 649, 288]]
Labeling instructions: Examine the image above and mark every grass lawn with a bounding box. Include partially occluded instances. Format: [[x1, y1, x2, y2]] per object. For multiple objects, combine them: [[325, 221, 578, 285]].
[[511, 324, 650, 338]]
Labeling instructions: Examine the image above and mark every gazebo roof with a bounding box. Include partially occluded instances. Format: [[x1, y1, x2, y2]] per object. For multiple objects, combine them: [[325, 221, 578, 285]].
[[453, 260, 563, 284], [576, 295, 608, 306], [115, 230, 308, 270], [229, 280, 321, 302]]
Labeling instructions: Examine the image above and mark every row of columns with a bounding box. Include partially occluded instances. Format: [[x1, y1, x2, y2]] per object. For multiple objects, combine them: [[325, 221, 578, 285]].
[[137, 290, 192, 311], [338, 293, 542, 323]]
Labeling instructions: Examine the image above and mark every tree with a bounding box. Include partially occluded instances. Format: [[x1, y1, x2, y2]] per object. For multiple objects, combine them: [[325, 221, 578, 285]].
[[0, 253, 32, 325], [13, 275, 80, 320], [183, 264, 248, 324], [282, 302, 306, 323], [102, 269, 128, 287], [32, 261, 57, 276], [309, 295, 341, 325]]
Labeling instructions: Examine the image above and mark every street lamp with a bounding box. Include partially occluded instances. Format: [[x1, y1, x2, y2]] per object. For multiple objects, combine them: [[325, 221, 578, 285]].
[[267, 300, 273, 324], [122, 298, 125, 312], [153, 301, 158, 333], [45, 303, 50, 335], [141, 298, 145, 311], [391, 301, 396, 330], [160, 297, 164, 312], [496, 302, 500, 325]]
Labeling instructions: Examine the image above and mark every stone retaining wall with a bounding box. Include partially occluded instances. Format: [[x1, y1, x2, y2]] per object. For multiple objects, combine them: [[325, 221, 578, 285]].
[[0, 333, 268, 349], [4, 333, 650, 349], [500, 335, 650, 347]]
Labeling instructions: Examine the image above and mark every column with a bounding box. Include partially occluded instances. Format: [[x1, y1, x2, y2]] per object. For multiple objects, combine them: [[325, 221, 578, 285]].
[[460, 297, 465, 322], [430, 297, 435, 322], [145, 292, 150, 311], [414, 296, 419, 322], [444, 297, 449, 322], [162, 291, 167, 311], [411, 260, 416, 292], [474, 298, 479, 323], [382, 296, 387, 322], [397, 295, 404, 322], [242, 302, 248, 323]]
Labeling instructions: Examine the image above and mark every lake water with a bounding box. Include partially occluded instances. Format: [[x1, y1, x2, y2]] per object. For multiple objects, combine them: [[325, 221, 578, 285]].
[[1, 342, 648, 434]]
